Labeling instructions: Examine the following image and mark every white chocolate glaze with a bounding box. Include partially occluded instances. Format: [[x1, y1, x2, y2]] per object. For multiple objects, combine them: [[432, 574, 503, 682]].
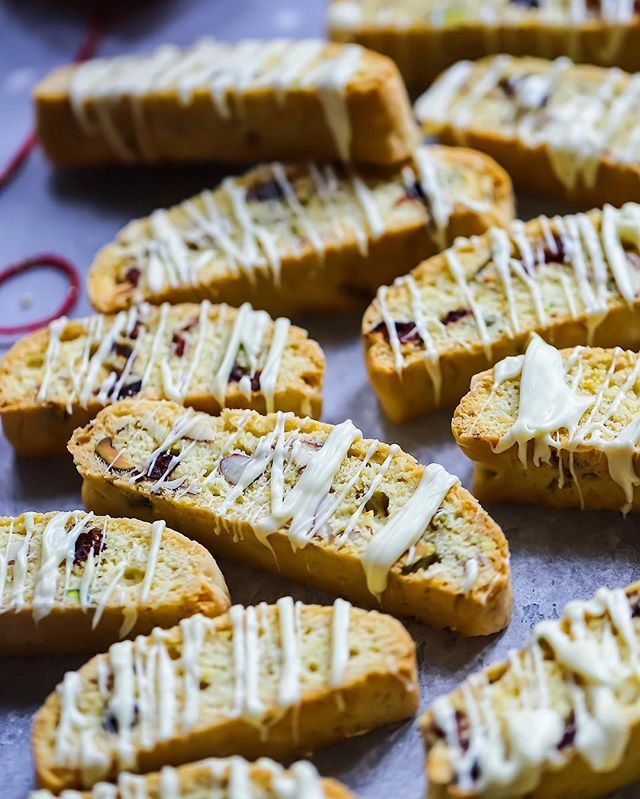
[[416, 55, 640, 190], [428, 585, 640, 798], [68, 38, 363, 163], [371, 204, 640, 393], [29, 755, 328, 799], [35, 301, 292, 416], [51, 600, 353, 782], [363, 463, 457, 597], [0, 512, 166, 636], [489, 335, 640, 511], [118, 145, 474, 299], [330, 0, 639, 31]]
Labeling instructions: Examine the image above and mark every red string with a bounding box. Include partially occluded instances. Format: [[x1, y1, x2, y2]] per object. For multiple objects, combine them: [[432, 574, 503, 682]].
[[0, 14, 108, 192], [0, 254, 81, 336]]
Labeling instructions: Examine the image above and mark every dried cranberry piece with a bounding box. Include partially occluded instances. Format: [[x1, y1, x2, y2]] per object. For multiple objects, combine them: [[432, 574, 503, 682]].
[[441, 308, 472, 325], [631, 595, 640, 618], [557, 712, 576, 749], [229, 363, 261, 391], [541, 234, 567, 265], [497, 76, 517, 97], [116, 379, 142, 400], [128, 321, 141, 340], [146, 451, 177, 481], [112, 341, 133, 359], [74, 528, 104, 564], [245, 179, 284, 203], [172, 333, 186, 358], [124, 266, 141, 287], [103, 703, 138, 733], [368, 320, 423, 346], [455, 710, 472, 752]]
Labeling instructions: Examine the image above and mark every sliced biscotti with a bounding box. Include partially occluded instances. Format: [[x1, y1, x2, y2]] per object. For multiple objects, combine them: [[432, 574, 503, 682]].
[[416, 55, 640, 207], [0, 301, 323, 458], [29, 756, 355, 799], [67, 400, 512, 636], [329, 1, 640, 95], [33, 599, 418, 791], [34, 37, 418, 168], [362, 203, 640, 422], [421, 581, 640, 799], [88, 146, 514, 317], [453, 334, 640, 513], [0, 511, 229, 656]]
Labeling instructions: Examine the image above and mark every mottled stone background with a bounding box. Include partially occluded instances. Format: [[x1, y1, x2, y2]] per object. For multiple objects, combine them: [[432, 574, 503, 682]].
[[1, 1, 639, 796]]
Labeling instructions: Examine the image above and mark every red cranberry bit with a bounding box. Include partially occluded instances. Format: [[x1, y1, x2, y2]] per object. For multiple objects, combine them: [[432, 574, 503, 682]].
[[631, 595, 640, 618], [172, 333, 186, 358], [557, 712, 576, 749], [368, 320, 423, 346], [229, 363, 261, 391], [541, 234, 567, 265], [74, 527, 104, 564], [115, 379, 142, 400], [112, 341, 133, 359], [497, 76, 517, 97], [103, 704, 139, 733], [146, 451, 177, 481], [128, 321, 141, 340], [124, 266, 141, 287], [441, 308, 472, 325], [245, 179, 285, 203]]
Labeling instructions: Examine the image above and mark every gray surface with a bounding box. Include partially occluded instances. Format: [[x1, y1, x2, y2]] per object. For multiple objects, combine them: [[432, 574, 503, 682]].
[[1, 2, 640, 797]]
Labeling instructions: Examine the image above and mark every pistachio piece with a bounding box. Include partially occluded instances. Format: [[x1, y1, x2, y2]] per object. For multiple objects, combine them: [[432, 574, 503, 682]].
[[95, 437, 134, 470]]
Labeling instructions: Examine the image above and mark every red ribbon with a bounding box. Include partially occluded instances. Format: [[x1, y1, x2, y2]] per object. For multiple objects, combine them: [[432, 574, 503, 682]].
[[0, 254, 81, 336]]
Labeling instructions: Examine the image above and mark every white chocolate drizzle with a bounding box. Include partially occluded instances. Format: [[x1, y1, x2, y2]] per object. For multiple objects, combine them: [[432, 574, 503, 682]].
[[330, 0, 638, 32], [119, 144, 472, 298], [429, 585, 640, 798], [35, 301, 292, 416], [0, 512, 165, 636], [29, 755, 328, 799], [51, 600, 353, 781], [68, 38, 363, 163], [372, 204, 640, 394], [489, 334, 640, 512], [415, 54, 640, 190]]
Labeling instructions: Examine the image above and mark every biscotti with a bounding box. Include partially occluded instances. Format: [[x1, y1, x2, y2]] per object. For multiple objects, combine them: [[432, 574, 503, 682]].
[[0, 301, 323, 458], [416, 55, 640, 207], [453, 334, 640, 514], [29, 756, 355, 799], [87, 146, 514, 317], [0, 511, 229, 656], [421, 580, 640, 799], [362, 203, 640, 422], [34, 37, 418, 168], [33, 599, 418, 791], [329, 1, 640, 95], [68, 400, 512, 635]]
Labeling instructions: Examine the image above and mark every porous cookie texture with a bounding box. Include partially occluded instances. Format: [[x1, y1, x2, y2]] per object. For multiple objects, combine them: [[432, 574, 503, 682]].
[[416, 55, 640, 207], [67, 400, 512, 636], [0, 301, 323, 458], [29, 756, 355, 799], [329, 1, 640, 94], [420, 581, 640, 799], [0, 511, 229, 656], [87, 146, 514, 317], [34, 38, 418, 167], [32, 599, 418, 791], [453, 335, 640, 513], [362, 203, 640, 422]]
